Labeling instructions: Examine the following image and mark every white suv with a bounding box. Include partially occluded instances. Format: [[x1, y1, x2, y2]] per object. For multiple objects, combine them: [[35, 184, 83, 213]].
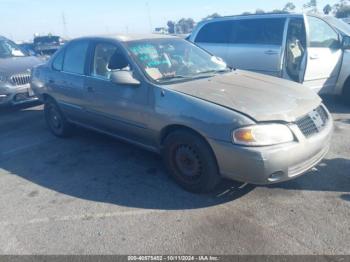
[[189, 13, 350, 104]]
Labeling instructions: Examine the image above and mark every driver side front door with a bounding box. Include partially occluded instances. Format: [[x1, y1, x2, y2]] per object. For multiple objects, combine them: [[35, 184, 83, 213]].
[[84, 41, 152, 146], [302, 16, 343, 93]]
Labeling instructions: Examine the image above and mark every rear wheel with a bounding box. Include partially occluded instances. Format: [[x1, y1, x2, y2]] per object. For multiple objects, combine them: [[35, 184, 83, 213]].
[[44, 98, 72, 137], [162, 130, 221, 193]]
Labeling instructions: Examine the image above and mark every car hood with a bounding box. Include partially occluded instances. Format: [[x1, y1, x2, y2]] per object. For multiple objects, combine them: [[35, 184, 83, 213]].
[[0, 56, 43, 76], [168, 70, 322, 122]]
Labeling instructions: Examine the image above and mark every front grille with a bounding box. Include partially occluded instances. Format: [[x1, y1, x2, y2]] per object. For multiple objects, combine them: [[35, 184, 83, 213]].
[[10, 73, 31, 86], [295, 106, 329, 138]]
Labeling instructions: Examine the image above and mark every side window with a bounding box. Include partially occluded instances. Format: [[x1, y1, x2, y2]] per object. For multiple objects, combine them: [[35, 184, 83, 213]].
[[92, 43, 130, 80], [195, 21, 231, 44], [63, 40, 89, 74], [52, 49, 64, 71], [308, 16, 339, 49], [233, 18, 286, 45]]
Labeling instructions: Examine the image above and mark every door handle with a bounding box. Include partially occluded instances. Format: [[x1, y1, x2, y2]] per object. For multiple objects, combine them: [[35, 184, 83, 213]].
[[48, 79, 55, 84], [309, 54, 319, 60], [264, 50, 278, 55], [87, 86, 95, 93]]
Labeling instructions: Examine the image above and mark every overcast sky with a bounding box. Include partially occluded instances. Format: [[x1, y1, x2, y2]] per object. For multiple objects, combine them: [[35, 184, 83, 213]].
[[0, 0, 340, 41]]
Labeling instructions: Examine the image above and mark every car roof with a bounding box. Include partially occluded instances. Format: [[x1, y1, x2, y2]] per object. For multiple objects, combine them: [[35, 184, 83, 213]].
[[0, 36, 8, 41], [197, 12, 327, 25], [72, 34, 178, 43]]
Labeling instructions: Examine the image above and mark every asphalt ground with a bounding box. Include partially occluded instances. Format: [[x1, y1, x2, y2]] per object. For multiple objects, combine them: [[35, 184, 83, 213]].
[[0, 96, 349, 255]]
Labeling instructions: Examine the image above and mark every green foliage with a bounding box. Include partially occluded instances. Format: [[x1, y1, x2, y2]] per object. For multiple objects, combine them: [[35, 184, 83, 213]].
[[333, 0, 350, 18], [323, 4, 332, 14], [283, 2, 296, 12], [203, 13, 221, 21], [304, 0, 318, 13]]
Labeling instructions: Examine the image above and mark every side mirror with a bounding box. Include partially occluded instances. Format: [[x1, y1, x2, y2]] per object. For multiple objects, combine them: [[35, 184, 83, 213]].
[[342, 36, 350, 50], [110, 71, 140, 86]]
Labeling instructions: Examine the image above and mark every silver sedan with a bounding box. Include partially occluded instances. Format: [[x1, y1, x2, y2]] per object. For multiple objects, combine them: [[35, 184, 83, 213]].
[[31, 35, 333, 193]]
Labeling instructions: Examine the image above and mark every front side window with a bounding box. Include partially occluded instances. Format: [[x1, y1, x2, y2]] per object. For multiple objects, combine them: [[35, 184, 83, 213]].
[[308, 16, 339, 48], [92, 43, 130, 79], [0, 40, 26, 58], [233, 18, 286, 45], [195, 21, 231, 44], [126, 38, 228, 83], [63, 40, 89, 74]]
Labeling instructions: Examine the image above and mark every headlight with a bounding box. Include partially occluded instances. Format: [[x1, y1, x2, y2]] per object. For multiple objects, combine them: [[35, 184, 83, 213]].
[[232, 124, 294, 146]]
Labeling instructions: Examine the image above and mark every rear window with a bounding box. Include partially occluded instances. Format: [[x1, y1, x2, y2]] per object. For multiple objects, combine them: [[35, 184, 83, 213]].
[[195, 18, 286, 46], [233, 18, 286, 45], [195, 21, 231, 44]]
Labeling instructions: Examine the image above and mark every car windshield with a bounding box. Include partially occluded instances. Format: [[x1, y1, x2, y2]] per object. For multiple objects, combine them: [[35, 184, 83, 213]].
[[126, 38, 229, 83], [323, 16, 350, 36], [0, 40, 26, 58]]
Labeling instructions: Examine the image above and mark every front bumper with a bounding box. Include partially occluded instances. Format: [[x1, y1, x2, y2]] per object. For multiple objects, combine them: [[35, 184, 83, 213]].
[[209, 115, 334, 185], [0, 84, 38, 106]]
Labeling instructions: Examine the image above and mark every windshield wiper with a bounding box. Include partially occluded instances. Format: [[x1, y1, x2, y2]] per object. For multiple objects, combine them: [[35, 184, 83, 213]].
[[157, 75, 191, 82], [196, 68, 232, 75]]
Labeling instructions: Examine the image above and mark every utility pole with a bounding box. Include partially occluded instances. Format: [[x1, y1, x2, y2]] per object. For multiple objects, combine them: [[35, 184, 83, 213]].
[[62, 12, 68, 38], [146, 2, 153, 33]]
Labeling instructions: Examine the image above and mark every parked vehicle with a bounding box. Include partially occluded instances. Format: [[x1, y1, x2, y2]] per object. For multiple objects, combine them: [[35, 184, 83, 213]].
[[189, 13, 350, 105], [0, 36, 43, 106], [31, 35, 333, 193], [34, 35, 64, 56], [18, 42, 36, 56]]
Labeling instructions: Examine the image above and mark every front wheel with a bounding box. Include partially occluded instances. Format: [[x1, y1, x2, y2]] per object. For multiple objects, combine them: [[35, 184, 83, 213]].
[[162, 130, 221, 193], [44, 98, 72, 137]]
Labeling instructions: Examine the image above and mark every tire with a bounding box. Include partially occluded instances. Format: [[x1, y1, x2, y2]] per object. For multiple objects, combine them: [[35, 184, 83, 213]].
[[162, 129, 221, 193], [44, 98, 72, 137], [343, 83, 350, 106]]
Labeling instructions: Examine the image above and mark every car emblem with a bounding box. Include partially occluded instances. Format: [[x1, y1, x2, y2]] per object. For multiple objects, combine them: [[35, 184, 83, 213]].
[[309, 110, 324, 131]]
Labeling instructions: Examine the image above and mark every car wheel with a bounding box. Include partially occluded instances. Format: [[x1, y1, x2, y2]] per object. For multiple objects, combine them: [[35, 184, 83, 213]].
[[162, 129, 221, 193], [343, 83, 350, 106], [44, 98, 72, 137]]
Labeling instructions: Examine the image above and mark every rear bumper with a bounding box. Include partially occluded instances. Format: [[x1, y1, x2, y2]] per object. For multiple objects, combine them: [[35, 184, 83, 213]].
[[208, 116, 334, 185], [0, 84, 38, 106]]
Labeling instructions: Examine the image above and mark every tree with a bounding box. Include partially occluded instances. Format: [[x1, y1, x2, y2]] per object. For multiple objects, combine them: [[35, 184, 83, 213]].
[[203, 13, 221, 21], [323, 4, 332, 14], [303, 0, 318, 13], [283, 2, 296, 12], [176, 18, 195, 34], [255, 8, 265, 14], [334, 0, 350, 18], [241, 11, 252, 15], [167, 21, 175, 34]]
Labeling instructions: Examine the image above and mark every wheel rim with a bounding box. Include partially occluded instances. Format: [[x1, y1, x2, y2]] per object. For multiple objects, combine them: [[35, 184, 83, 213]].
[[48, 105, 62, 131], [174, 145, 202, 181]]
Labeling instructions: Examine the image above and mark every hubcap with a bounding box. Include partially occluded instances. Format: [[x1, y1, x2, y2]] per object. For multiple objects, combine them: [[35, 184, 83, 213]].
[[174, 145, 202, 179]]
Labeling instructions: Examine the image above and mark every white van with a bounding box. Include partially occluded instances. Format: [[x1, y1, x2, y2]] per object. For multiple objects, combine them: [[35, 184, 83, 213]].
[[189, 13, 350, 104]]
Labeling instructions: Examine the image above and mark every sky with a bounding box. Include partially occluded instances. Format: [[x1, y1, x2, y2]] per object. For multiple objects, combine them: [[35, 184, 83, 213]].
[[0, 0, 340, 41]]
